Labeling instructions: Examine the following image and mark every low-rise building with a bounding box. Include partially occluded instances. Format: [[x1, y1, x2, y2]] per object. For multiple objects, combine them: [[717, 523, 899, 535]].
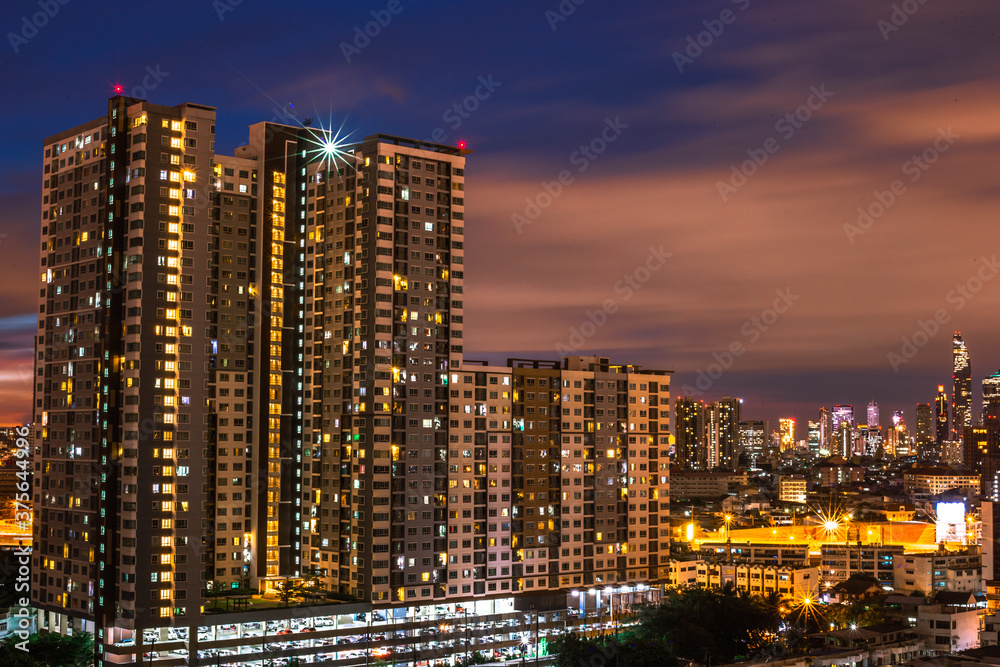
[[698, 541, 810, 567], [814, 457, 867, 488], [914, 592, 985, 653], [820, 543, 904, 586], [779, 475, 809, 504], [807, 624, 926, 667], [669, 469, 746, 499], [665, 559, 701, 588], [696, 561, 818, 600], [904, 468, 981, 497], [893, 548, 982, 595]]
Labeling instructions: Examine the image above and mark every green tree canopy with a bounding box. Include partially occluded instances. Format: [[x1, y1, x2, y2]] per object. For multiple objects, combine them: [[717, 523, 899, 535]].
[[0, 632, 94, 667]]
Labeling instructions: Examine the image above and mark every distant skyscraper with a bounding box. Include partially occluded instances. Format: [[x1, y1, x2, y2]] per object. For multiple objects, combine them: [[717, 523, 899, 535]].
[[915, 403, 933, 457], [832, 405, 854, 432], [953, 332, 972, 440], [984, 369, 1000, 420], [738, 420, 768, 469], [807, 420, 821, 454], [704, 404, 720, 468], [834, 422, 853, 458], [779, 418, 795, 451], [832, 405, 854, 454], [818, 407, 831, 452], [864, 400, 881, 456], [867, 401, 879, 430], [674, 397, 705, 469], [710, 397, 742, 470], [936, 385, 950, 448], [887, 414, 909, 457], [964, 421, 1000, 498]]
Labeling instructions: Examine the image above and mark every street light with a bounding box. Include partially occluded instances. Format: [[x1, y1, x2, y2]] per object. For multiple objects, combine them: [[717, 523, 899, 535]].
[[521, 634, 531, 667]]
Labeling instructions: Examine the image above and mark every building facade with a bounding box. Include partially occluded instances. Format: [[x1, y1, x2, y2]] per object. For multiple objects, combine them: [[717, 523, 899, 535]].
[[902, 468, 981, 497], [892, 549, 982, 595]]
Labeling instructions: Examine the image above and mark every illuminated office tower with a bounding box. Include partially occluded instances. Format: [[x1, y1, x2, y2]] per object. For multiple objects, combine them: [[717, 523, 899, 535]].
[[778, 418, 795, 451], [984, 369, 1000, 420], [832, 405, 853, 434], [867, 401, 879, 430], [888, 411, 910, 457], [953, 332, 972, 441], [807, 420, 820, 454], [818, 407, 832, 452], [936, 385, 949, 449], [831, 405, 854, 455], [674, 397, 705, 469]]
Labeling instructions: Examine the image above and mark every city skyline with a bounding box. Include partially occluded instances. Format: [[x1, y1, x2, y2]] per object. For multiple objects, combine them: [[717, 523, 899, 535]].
[[2, 1, 1000, 439]]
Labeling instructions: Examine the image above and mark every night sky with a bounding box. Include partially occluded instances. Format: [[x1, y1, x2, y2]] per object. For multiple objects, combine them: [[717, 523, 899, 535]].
[[1, 0, 998, 435]]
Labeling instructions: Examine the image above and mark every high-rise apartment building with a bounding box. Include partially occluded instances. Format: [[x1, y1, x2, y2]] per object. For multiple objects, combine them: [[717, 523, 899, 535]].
[[674, 397, 705, 469], [32, 96, 672, 664], [953, 332, 972, 441], [706, 397, 740, 470]]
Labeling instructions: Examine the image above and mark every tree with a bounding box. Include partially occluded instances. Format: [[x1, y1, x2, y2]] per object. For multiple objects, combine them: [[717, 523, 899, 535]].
[[635, 585, 778, 663], [0, 632, 94, 667], [455, 652, 493, 666], [550, 631, 677, 667], [274, 577, 304, 607], [825, 598, 885, 630], [205, 579, 226, 609], [299, 567, 325, 603]]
